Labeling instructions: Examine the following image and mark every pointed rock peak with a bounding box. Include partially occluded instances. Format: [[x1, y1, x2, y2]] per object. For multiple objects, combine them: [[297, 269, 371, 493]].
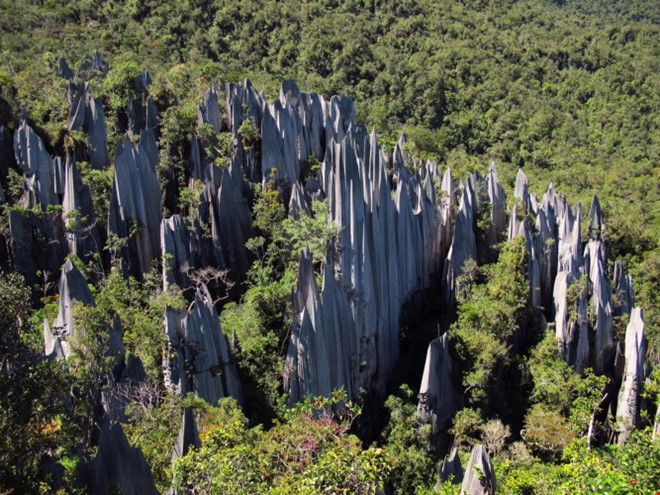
[[461, 444, 496, 495], [487, 162, 500, 184], [626, 307, 645, 349], [281, 79, 301, 101], [589, 194, 604, 239], [172, 408, 201, 461], [289, 182, 310, 220], [321, 259, 336, 293], [439, 445, 463, 485], [515, 168, 528, 189], [87, 423, 158, 495]]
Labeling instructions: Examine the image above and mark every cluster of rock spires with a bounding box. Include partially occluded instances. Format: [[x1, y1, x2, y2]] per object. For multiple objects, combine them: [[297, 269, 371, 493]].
[[416, 168, 651, 453], [1, 52, 655, 492]]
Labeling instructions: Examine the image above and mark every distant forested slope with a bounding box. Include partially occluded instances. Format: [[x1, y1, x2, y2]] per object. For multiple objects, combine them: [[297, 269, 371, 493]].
[[2, 0, 658, 343]]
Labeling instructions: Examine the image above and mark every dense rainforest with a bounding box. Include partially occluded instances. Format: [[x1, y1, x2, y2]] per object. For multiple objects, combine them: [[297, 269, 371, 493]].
[[0, 0, 659, 493]]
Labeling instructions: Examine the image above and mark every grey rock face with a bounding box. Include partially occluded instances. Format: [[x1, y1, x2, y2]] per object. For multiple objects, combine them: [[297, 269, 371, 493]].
[[46, 258, 95, 359], [461, 445, 496, 495], [67, 82, 87, 131], [588, 194, 604, 240], [8, 207, 68, 290], [486, 163, 506, 249], [286, 127, 445, 403], [78, 50, 108, 76], [417, 334, 459, 437], [13, 121, 57, 209], [0, 125, 17, 181], [438, 446, 463, 486], [584, 240, 614, 374], [86, 423, 157, 495], [55, 57, 75, 80], [288, 181, 311, 220], [198, 85, 223, 134], [535, 187, 559, 316], [557, 202, 582, 276], [172, 408, 201, 461], [616, 307, 646, 445], [514, 168, 532, 214], [163, 284, 243, 406], [507, 204, 541, 308], [443, 181, 477, 307], [261, 99, 303, 184], [613, 260, 634, 316], [195, 166, 253, 280], [108, 134, 162, 275], [161, 215, 195, 291], [84, 97, 109, 169], [62, 157, 100, 263]]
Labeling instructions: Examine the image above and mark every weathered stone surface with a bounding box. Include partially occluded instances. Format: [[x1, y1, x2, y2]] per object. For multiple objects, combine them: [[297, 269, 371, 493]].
[[288, 181, 311, 220], [161, 215, 196, 291], [443, 181, 477, 307], [616, 307, 646, 445], [508, 204, 541, 308], [514, 168, 532, 214], [261, 99, 301, 184], [461, 445, 496, 495], [584, 239, 614, 374], [417, 334, 459, 437], [438, 446, 463, 486], [486, 162, 506, 249], [46, 258, 95, 359], [287, 126, 446, 403], [164, 284, 243, 405], [613, 260, 634, 316], [536, 186, 559, 316], [9, 207, 68, 293], [280, 79, 326, 162], [557, 202, 582, 276], [86, 423, 157, 495], [55, 57, 74, 80], [0, 125, 17, 181], [198, 85, 223, 134], [195, 166, 253, 280], [62, 157, 100, 262], [84, 96, 109, 169], [588, 194, 604, 240], [13, 121, 57, 209], [108, 134, 162, 275], [172, 408, 201, 462], [67, 82, 87, 131]]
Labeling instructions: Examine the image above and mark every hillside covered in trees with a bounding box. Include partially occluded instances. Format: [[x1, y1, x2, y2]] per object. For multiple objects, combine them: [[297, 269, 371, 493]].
[[0, 0, 659, 493]]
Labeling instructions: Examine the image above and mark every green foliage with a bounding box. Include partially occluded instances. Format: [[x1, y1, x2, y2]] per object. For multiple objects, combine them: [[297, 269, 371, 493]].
[[178, 178, 203, 222], [123, 392, 208, 493], [84, 266, 186, 386], [561, 431, 660, 494], [0, 272, 72, 492], [381, 385, 436, 493], [523, 331, 608, 458], [221, 266, 295, 416], [279, 200, 341, 266], [173, 393, 388, 494], [78, 162, 114, 228], [451, 237, 530, 407], [450, 407, 484, 448]]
